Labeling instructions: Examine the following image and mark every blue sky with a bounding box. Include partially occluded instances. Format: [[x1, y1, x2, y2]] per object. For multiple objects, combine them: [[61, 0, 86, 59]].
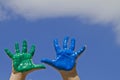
[[0, 17, 120, 80], [0, 0, 120, 80]]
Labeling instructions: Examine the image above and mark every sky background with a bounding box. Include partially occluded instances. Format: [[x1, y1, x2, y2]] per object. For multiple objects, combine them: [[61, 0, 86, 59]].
[[0, 0, 120, 80]]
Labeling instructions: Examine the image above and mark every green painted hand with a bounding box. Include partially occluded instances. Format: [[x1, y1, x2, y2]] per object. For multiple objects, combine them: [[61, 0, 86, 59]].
[[5, 40, 45, 73]]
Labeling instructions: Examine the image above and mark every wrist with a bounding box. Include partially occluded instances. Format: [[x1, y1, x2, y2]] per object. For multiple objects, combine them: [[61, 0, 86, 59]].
[[10, 72, 27, 80], [59, 67, 80, 80]]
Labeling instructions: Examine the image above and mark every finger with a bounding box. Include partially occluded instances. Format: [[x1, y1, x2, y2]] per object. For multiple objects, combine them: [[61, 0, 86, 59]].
[[41, 59, 55, 67], [29, 45, 35, 57], [33, 64, 46, 69], [69, 38, 75, 51], [4, 49, 13, 59], [75, 45, 87, 57], [15, 43, 20, 53], [63, 37, 69, 49], [22, 40, 27, 53], [54, 39, 61, 53]]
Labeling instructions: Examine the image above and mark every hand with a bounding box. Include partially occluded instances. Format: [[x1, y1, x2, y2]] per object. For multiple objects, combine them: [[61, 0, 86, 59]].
[[5, 40, 45, 73], [41, 37, 86, 71]]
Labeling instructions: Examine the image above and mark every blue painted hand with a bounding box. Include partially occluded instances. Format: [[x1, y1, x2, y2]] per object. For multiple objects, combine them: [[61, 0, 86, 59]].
[[41, 37, 86, 71]]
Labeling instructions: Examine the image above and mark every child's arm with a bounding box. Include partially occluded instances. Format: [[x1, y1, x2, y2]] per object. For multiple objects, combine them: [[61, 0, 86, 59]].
[[41, 37, 86, 80], [5, 40, 45, 80], [59, 67, 80, 80]]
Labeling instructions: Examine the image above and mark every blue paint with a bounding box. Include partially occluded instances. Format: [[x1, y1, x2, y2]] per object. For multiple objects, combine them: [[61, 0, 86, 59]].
[[41, 37, 86, 71]]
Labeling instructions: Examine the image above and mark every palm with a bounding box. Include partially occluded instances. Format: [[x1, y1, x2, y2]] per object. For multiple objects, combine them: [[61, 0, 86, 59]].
[[41, 37, 86, 71], [5, 40, 45, 73]]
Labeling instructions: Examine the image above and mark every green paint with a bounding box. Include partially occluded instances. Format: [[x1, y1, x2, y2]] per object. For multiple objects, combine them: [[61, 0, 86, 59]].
[[5, 40, 45, 72]]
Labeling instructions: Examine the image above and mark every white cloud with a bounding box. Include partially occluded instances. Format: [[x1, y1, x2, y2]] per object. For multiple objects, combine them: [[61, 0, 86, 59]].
[[2, 0, 119, 21], [1, 0, 120, 43], [0, 5, 8, 21]]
